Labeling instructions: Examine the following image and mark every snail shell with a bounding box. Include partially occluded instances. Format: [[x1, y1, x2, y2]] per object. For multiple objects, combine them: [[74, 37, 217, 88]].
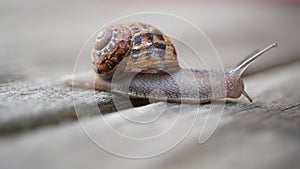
[[65, 22, 278, 103], [92, 22, 180, 79]]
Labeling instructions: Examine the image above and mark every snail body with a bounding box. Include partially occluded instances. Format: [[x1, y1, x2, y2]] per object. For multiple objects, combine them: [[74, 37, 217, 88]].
[[66, 22, 277, 103]]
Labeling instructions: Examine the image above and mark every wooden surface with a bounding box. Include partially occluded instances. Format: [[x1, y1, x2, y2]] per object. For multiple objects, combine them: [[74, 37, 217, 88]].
[[1, 1, 300, 169], [0, 79, 150, 134], [1, 61, 299, 168]]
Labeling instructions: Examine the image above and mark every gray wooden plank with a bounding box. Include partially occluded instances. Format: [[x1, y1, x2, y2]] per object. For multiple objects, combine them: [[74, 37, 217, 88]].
[[1, 61, 299, 135], [0, 61, 299, 169], [0, 80, 148, 134]]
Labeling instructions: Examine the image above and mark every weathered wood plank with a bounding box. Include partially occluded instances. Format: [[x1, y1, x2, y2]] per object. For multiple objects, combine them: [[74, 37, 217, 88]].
[[1, 61, 299, 134], [0, 80, 149, 134], [0, 61, 299, 169]]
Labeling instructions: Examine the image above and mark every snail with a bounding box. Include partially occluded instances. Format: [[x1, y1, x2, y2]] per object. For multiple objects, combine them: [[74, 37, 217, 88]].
[[65, 22, 277, 104]]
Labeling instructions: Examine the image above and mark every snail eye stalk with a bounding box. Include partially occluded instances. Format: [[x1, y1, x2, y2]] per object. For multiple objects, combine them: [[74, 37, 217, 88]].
[[230, 43, 278, 77]]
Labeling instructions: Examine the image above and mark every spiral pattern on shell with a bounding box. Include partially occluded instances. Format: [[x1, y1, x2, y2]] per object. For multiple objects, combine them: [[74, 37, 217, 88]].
[[91, 22, 180, 79]]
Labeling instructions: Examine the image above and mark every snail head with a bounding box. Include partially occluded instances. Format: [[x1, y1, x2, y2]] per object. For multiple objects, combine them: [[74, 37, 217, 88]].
[[226, 43, 278, 102]]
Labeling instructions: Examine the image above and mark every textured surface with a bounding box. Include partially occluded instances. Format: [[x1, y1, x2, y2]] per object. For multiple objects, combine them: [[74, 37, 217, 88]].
[[114, 69, 223, 103], [0, 61, 300, 169], [0, 80, 148, 134]]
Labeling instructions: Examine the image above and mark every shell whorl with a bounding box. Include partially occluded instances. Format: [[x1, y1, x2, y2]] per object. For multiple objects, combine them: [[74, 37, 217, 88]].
[[91, 23, 180, 79]]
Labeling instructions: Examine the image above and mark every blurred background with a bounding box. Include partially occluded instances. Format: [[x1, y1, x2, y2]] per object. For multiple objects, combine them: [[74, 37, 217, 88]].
[[1, 0, 300, 83]]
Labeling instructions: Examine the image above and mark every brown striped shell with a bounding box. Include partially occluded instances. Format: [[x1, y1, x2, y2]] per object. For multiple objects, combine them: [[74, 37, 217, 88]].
[[91, 22, 180, 79]]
